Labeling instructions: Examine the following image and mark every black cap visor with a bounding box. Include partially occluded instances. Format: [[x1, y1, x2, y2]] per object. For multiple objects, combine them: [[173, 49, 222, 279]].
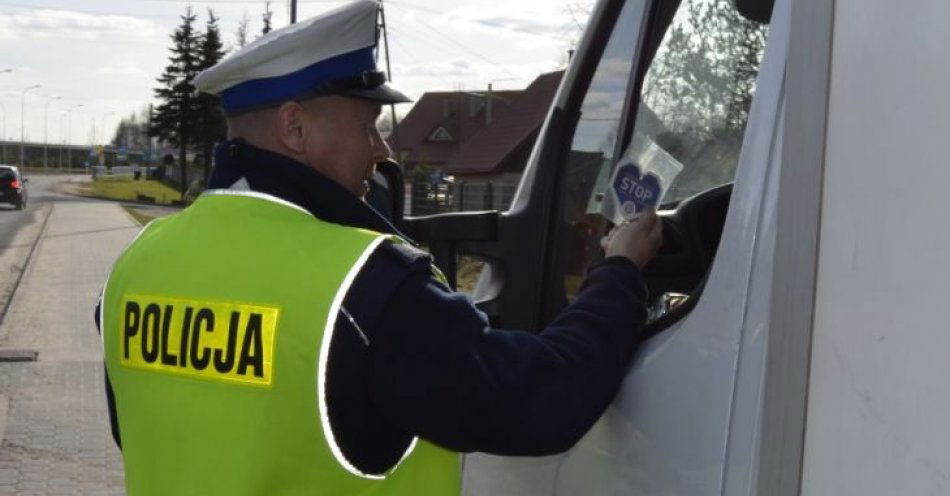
[[343, 82, 412, 104], [313, 70, 412, 104]]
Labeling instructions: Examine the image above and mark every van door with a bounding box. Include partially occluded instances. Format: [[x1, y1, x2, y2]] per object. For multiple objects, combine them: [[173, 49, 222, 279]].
[[455, 0, 788, 493]]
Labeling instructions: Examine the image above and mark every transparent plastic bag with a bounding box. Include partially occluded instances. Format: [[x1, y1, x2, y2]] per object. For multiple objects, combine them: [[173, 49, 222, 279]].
[[601, 133, 683, 224]]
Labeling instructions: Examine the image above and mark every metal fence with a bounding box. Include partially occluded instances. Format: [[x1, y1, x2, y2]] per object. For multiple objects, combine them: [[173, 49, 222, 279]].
[[164, 164, 207, 187], [91, 166, 164, 180], [408, 180, 518, 216]]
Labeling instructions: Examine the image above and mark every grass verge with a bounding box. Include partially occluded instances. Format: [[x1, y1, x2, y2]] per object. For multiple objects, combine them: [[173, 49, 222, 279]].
[[122, 205, 156, 226], [417, 244, 484, 294], [457, 256, 485, 294], [81, 177, 182, 205]]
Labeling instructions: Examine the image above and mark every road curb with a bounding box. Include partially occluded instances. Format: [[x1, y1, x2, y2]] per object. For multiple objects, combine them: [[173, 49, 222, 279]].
[[0, 394, 9, 448]]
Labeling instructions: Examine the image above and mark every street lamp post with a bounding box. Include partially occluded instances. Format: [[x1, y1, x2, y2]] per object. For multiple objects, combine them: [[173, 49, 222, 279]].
[[100, 111, 115, 167], [0, 69, 12, 164], [58, 112, 64, 168], [20, 84, 41, 167], [43, 96, 61, 168], [65, 104, 84, 169], [0, 102, 6, 164]]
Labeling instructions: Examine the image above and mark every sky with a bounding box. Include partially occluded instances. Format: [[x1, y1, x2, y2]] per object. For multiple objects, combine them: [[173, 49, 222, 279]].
[[0, 0, 590, 149]]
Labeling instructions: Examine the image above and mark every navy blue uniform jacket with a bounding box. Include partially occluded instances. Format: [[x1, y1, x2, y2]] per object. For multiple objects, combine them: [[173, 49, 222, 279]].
[[99, 140, 651, 475]]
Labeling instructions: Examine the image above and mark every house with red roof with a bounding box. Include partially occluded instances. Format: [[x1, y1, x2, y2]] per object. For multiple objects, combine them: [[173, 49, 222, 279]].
[[389, 71, 565, 213], [387, 89, 521, 170]]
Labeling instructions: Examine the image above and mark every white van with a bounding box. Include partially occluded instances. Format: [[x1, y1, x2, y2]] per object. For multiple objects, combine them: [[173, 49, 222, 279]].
[[395, 0, 950, 493]]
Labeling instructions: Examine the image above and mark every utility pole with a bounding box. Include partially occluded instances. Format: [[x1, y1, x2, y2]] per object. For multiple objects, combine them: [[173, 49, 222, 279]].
[[289, 0, 297, 24], [20, 84, 41, 167], [59, 112, 64, 168], [487, 83, 493, 125], [378, 1, 400, 162], [65, 104, 83, 169], [0, 102, 6, 164], [0, 70, 10, 164]]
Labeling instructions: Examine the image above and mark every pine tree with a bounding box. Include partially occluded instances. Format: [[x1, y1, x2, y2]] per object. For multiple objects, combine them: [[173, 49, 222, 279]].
[[196, 9, 227, 184], [151, 6, 202, 198], [262, 1, 273, 35]]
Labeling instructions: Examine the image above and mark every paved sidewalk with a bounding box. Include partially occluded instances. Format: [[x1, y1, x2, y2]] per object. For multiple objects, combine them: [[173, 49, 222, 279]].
[[0, 201, 140, 495]]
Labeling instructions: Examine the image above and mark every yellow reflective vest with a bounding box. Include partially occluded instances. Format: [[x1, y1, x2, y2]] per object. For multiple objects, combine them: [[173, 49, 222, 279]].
[[102, 191, 460, 495]]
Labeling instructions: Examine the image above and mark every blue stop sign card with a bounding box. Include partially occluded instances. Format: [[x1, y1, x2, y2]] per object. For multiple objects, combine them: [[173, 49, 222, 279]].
[[611, 161, 661, 219]]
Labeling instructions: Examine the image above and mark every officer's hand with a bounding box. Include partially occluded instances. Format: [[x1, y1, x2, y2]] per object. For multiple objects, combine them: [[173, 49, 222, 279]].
[[601, 209, 664, 270]]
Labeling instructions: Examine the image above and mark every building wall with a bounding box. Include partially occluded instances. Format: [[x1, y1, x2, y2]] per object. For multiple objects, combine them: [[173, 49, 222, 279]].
[[0, 142, 91, 168]]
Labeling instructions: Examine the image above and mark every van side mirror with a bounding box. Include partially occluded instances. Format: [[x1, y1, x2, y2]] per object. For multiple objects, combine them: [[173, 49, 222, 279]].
[[734, 0, 774, 23], [366, 159, 405, 225], [365, 159, 500, 290]]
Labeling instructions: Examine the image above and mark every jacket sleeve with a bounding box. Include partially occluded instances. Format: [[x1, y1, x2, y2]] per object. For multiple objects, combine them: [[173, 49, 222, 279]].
[[367, 256, 649, 456]]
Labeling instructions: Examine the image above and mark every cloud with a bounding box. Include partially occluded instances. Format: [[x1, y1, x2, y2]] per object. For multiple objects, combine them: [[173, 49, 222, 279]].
[[401, 58, 482, 79], [449, 59, 473, 71], [446, 5, 577, 42], [470, 15, 568, 38], [389, 1, 575, 43], [0, 9, 158, 42]]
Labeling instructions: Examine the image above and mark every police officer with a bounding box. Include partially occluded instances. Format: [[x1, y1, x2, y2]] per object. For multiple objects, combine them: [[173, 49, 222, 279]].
[[98, 1, 662, 494]]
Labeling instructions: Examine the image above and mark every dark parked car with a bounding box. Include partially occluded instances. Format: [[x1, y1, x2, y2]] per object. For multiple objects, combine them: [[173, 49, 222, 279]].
[[0, 166, 27, 210]]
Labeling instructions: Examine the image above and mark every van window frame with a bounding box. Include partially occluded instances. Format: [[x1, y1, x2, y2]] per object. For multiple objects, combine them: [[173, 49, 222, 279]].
[[538, 0, 667, 323]]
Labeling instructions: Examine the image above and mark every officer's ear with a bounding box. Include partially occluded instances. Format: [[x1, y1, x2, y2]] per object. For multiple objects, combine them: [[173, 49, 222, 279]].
[[274, 101, 308, 155]]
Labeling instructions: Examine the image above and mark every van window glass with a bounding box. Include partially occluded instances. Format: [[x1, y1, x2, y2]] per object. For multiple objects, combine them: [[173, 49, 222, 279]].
[[636, 0, 768, 203], [558, 0, 641, 298], [557, 0, 769, 301]]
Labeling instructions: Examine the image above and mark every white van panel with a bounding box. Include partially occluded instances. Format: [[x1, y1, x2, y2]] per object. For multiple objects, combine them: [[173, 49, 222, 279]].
[[803, 0, 950, 494]]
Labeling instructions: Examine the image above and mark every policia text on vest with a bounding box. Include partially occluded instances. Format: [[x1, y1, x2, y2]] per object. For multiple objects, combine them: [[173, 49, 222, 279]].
[[120, 294, 280, 387]]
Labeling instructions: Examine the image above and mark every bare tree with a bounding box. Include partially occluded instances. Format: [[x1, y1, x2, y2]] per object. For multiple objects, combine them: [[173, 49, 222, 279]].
[[558, 1, 594, 67], [565, 2, 593, 43], [111, 107, 154, 151], [235, 11, 249, 49]]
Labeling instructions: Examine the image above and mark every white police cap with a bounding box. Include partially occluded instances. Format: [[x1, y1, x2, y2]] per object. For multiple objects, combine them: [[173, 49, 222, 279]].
[[193, 0, 410, 114]]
